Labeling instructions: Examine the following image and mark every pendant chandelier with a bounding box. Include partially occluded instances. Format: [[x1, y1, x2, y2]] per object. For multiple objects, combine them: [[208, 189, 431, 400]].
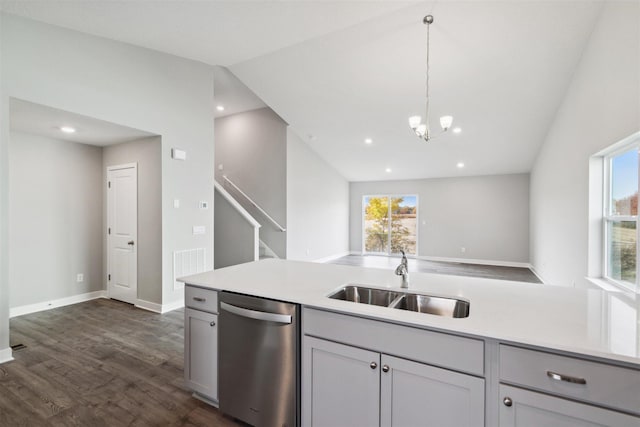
[[408, 15, 453, 142]]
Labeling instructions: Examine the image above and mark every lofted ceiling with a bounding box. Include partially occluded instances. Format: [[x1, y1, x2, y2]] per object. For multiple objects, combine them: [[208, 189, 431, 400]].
[[1, 1, 605, 181]]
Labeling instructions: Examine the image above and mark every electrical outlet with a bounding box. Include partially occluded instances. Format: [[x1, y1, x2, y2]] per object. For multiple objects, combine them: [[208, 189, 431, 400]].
[[461, 247, 466, 253], [77, 274, 84, 283], [306, 248, 310, 256]]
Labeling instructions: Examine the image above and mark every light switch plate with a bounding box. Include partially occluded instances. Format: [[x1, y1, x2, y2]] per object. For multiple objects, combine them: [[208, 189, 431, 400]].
[[193, 226, 206, 235], [174, 199, 180, 208], [199, 201, 208, 209], [171, 148, 187, 160]]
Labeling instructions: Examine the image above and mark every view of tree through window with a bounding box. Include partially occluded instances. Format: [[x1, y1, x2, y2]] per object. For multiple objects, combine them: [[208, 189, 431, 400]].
[[607, 148, 638, 286], [363, 195, 417, 255]]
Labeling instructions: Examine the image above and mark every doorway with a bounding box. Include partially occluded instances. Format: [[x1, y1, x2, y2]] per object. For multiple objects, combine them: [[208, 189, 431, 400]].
[[363, 195, 418, 256], [107, 163, 138, 304]]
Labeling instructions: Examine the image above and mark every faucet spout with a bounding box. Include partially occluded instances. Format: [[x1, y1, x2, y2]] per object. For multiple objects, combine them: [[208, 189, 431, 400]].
[[395, 250, 409, 288]]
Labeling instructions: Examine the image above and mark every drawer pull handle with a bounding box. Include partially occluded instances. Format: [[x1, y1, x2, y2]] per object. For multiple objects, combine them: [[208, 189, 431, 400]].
[[547, 370, 586, 385], [193, 297, 206, 302]]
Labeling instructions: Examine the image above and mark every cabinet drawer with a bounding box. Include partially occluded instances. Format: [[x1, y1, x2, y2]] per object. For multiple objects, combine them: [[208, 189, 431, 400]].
[[304, 308, 484, 376], [185, 285, 218, 314], [500, 345, 640, 415]]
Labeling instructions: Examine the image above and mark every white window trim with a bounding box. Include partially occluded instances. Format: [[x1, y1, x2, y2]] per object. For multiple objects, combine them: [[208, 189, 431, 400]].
[[599, 132, 640, 294], [362, 194, 419, 257]]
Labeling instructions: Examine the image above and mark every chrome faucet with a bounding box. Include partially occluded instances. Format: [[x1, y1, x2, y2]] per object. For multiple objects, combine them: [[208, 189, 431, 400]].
[[395, 250, 409, 288]]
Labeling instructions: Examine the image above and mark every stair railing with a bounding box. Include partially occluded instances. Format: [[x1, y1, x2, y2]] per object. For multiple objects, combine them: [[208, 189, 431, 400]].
[[222, 175, 286, 232]]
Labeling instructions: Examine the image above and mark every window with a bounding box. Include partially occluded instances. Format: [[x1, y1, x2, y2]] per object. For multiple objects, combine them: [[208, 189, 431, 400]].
[[604, 143, 640, 291], [363, 195, 418, 256]]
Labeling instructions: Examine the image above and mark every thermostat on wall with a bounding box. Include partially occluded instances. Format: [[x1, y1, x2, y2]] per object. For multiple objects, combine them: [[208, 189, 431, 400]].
[[199, 201, 209, 209], [171, 148, 187, 160]]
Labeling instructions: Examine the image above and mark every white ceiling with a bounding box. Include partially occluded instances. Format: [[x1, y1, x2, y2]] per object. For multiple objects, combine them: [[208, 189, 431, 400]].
[[10, 98, 156, 146], [213, 66, 266, 119], [1, 1, 605, 181]]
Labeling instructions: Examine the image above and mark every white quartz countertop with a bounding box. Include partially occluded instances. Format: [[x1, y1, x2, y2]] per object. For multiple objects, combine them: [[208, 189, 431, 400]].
[[180, 259, 640, 366]]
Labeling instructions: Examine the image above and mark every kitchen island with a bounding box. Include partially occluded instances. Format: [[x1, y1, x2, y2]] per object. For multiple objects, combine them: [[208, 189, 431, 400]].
[[180, 259, 640, 427]]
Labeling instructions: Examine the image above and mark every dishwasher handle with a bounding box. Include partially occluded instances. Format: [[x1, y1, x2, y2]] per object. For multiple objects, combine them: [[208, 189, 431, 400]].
[[220, 301, 292, 324]]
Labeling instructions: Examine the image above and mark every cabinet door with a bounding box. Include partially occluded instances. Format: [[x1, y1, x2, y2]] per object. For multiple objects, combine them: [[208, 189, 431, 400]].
[[184, 308, 218, 401], [499, 385, 640, 427], [380, 354, 485, 427], [303, 336, 380, 427]]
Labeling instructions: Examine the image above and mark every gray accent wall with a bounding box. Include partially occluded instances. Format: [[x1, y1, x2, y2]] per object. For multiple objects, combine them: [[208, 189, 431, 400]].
[[103, 136, 162, 304], [1, 14, 215, 317], [286, 129, 349, 261], [215, 108, 287, 258], [214, 189, 257, 268], [530, 2, 640, 288], [350, 174, 530, 263], [9, 132, 104, 307]]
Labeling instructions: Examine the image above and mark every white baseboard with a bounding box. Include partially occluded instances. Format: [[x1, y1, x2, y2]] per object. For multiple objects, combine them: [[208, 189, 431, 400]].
[[135, 298, 184, 314], [0, 347, 13, 365], [416, 255, 530, 268], [10, 290, 108, 318], [314, 251, 351, 263]]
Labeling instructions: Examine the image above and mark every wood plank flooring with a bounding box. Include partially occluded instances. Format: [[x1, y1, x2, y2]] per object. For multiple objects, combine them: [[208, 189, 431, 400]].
[[2, 299, 242, 427], [328, 255, 542, 283]]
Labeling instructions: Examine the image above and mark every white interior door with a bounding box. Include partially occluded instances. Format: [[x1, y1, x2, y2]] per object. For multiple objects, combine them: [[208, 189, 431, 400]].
[[107, 164, 138, 304]]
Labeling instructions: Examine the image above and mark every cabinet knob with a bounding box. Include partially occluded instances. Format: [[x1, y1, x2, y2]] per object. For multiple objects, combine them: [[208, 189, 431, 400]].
[[503, 397, 513, 407], [382, 365, 390, 373], [370, 362, 378, 370], [210, 321, 216, 327]]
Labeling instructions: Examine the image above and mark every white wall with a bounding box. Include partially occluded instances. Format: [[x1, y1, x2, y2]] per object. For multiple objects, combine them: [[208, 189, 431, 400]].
[[286, 129, 349, 261], [215, 107, 287, 257], [103, 136, 162, 305], [0, 14, 9, 362], [9, 132, 103, 308], [530, 2, 640, 288], [350, 174, 530, 264], [214, 189, 258, 268], [1, 14, 215, 321]]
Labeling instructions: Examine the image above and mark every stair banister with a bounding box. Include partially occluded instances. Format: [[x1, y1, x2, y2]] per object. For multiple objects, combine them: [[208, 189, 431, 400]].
[[222, 175, 287, 232]]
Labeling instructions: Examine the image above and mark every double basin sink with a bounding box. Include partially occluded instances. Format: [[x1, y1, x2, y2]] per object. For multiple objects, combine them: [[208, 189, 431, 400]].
[[328, 285, 470, 318]]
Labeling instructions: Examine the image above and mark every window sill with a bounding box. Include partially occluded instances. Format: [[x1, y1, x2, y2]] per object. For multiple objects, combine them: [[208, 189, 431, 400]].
[[586, 276, 639, 295]]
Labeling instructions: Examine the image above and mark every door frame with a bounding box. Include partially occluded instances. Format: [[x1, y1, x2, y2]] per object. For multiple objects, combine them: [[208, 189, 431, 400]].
[[106, 162, 138, 302]]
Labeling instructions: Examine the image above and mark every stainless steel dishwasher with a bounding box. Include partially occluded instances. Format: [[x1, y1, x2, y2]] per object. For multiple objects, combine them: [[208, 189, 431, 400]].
[[219, 291, 299, 427]]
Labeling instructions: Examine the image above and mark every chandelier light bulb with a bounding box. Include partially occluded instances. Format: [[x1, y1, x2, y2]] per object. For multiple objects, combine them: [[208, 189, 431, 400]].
[[416, 124, 427, 137], [409, 116, 422, 129], [440, 115, 453, 131]]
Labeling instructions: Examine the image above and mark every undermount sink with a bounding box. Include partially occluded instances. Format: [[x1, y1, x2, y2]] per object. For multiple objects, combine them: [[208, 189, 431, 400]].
[[328, 285, 403, 307], [389, 293, 470, 318], [328, 284, 470, 318]]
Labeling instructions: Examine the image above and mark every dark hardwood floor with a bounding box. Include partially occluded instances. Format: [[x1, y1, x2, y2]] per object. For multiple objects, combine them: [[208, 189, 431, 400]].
[[327, 255, 542, 283], [2, 299, 241, 427]]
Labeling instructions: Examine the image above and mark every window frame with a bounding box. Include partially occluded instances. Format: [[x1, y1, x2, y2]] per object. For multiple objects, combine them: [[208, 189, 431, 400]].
[[362, 194, 419, 257], [602, 141, 640, 293]]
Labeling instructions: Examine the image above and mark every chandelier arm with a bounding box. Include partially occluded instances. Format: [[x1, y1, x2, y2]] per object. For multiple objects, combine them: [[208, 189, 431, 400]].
[[421, 128, 449, 142], [425, 16, 431, 139]]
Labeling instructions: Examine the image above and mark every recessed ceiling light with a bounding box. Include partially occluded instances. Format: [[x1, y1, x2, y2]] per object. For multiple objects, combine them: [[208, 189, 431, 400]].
[[216, 105, 225, 111], [453, 127, 462, 134], [457, 162, 465, 168], [385, 168, 392, 173], [60, 126, 76, 133], [364, 138, 373, 144]]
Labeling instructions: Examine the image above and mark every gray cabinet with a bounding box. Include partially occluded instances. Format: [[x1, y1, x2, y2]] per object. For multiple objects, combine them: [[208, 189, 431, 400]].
[[303, 336, 485, 427], [381, 354, 484, 427], [184, 286, 219, 403], [499, 385, 640, 427], [498, 345, 640, 426], [304, 337, 380, 427]]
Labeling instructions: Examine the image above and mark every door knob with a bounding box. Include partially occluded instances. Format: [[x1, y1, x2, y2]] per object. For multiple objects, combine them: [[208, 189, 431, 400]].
[[503, 397, 513, 407], [382, 365, 390, 373], [127, 241, 135, 246], [370, 362, 378, 369], [210, 321, 216, 327]]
